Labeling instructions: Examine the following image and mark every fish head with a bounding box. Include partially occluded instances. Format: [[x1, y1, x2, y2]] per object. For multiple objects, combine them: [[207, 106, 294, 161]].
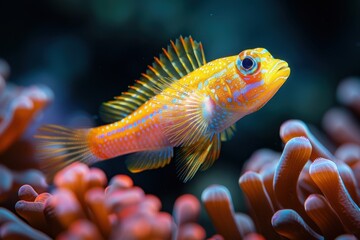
[[231, 48, 290, 113]]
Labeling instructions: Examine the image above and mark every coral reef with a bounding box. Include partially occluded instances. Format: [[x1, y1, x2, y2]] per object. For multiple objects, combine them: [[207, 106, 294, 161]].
[[0, 59, 52, 206], [202, 78, 360, 239]]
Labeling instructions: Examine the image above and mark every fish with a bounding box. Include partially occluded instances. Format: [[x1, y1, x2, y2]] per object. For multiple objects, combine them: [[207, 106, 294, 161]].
[[36, 36, 290, 182]]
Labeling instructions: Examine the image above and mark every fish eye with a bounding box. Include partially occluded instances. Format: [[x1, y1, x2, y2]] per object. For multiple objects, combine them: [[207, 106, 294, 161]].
[[236, 54, 258, 75], [242, 57, 254, 70]]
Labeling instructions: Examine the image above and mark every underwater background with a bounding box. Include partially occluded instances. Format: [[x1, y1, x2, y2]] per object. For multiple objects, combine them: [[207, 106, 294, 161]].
[[0, 0, 359, 237]]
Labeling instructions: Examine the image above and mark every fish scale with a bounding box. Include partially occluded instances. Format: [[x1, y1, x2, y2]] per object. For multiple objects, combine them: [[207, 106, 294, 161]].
[[89, 102, 169, 159]]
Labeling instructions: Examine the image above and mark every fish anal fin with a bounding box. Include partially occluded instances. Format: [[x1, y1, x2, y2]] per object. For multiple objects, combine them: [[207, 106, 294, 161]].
[[220, 124, 237, 141], [176, 134, 221, 182], [100, 36, 206, 123], [126, 147, 173, 173]]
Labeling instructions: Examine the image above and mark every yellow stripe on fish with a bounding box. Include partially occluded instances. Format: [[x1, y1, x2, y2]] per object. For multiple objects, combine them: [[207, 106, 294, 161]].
[[36, 36, 290, 182]]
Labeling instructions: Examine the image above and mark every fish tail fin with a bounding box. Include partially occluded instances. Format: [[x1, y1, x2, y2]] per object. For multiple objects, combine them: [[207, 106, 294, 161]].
[[35, 124, 99, 181]]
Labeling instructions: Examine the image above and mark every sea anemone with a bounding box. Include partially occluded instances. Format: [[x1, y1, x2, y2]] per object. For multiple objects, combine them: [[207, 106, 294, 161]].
[[202, 119, 360, 239], [0, 162, 207, 239], [0, 59, 52, 205], [323, 77, 360, 146], [201, 78, 360, 239]]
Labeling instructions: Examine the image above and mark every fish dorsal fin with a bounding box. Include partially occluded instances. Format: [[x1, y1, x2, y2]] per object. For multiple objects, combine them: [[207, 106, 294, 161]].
[[177, 134, 221, 182], [100, 36, 206, 123]]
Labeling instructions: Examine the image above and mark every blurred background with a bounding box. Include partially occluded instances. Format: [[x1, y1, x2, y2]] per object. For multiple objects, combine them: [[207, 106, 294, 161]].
[[0, 0, 359, 232]]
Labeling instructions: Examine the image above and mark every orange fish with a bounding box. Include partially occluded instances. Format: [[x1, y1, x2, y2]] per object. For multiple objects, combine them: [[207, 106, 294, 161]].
[[36, 36, 290, 181]]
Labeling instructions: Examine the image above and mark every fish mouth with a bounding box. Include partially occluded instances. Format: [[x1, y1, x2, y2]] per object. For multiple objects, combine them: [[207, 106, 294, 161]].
[[278, 64, 289, 73], [271, 61, 290, 87]]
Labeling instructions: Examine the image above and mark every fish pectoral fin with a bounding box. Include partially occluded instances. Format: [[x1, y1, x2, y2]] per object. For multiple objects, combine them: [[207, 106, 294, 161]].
[[176, 134, 221, 182], [156, 84, 215, 147], [125, 147, 173, 173], [220, 124, 237, 141], [100, 36, 206, 123]]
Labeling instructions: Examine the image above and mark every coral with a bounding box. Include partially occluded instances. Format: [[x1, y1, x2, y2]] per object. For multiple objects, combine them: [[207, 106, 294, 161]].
[[2, 162, 206, 239], [0, 59, 52, 204], [201, 78, 360, 239]]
